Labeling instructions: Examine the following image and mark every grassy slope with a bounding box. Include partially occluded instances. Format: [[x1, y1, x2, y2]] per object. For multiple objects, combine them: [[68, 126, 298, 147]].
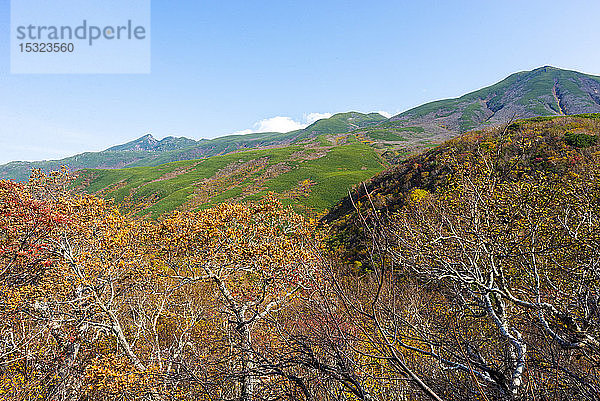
[[304, 112, 387, 135], [1, 112, 387, 182], [394, 70, 527, 120], [76, 136, 387, 218]]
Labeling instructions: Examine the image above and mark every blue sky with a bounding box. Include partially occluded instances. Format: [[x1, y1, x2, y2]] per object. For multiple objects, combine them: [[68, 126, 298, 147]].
[[1, 0, 599, 163]]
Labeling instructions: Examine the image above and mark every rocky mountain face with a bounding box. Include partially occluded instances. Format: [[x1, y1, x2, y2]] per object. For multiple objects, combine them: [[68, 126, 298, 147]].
[[105, 134, 199, 152]]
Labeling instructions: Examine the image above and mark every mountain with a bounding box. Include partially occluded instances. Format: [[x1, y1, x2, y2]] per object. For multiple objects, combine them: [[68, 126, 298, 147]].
[[391, 66, 600, 135], [106, 134, 198, 152], [0, 112, 388, 182], [3, 67, 600, 183], [74, 133, 388, 218], [300, 112, 387, 135], [323, 113, 600, 261]]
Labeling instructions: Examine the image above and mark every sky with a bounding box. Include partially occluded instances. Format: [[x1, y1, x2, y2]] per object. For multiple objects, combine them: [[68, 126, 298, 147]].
[[1, 0, 599, 164]]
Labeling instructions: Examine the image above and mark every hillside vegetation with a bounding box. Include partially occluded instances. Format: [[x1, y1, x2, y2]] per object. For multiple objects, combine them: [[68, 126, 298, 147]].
[[2, 113, 599, 400], [74, 135, 388, 217], [325, 113, 600, 261]]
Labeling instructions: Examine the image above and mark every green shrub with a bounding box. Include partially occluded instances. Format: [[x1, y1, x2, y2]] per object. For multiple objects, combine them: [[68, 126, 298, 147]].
[[564, 131, 598, 148], [576, 113, 600, 119], [526, 116, 558, 123]]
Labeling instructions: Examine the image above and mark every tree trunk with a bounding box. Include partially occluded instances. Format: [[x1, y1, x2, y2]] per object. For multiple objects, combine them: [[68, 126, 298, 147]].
[[239, 323, 256, 401]]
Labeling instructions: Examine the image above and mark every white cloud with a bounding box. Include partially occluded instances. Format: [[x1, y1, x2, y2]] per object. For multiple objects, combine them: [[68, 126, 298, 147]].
[[375, 110, 393, 118], [232, 129, 254, 136], [232, 112, 333, 135], [255, 116, 305, 133], [305, 112, 333, 124]]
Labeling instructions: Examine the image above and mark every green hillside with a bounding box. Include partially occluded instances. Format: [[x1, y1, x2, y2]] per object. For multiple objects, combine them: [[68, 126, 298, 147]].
[[301, 112, 386, 135], [392, 66, 600, 133], [0, 112, 388, 182], [75, 135, 388, 218]]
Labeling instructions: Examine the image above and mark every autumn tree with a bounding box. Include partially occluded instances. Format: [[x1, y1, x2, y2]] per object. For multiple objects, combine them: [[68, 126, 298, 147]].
[[0, 170, 76, 397], [299, 123, 600, 401], [0, 170, 324, 401], [0, 169, 172, 399], [153, 197, 323, 400], [346, 132, 600, 400]]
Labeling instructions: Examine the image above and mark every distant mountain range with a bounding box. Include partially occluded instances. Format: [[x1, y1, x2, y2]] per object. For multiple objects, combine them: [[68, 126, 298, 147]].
[[105, 134, 198, 152], [0, 112, 387, 181], [2, 66, 600, 182]]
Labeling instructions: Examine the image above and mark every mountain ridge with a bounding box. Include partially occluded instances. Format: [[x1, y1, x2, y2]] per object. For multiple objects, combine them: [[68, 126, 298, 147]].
[[0, 112, 388, 181], [105, 134, 199, 152], [390, 66, 600, 134], [2, 66, 600, 182]]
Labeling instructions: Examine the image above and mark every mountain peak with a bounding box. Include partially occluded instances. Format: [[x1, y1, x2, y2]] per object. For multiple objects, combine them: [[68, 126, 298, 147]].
[[106, 133, 159, 152], [391, 66, 600, 133]]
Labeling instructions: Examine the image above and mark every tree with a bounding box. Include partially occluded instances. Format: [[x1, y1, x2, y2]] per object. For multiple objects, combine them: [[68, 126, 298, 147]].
[[0, 170, 323, 401], [378, 138, 600, 399], [154, 196, 322, 400]]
